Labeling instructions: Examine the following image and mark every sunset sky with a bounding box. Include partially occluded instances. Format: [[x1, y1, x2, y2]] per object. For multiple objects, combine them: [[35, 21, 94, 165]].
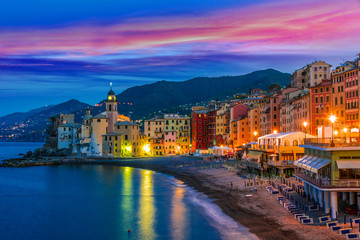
[[1, 0, 360, 116]]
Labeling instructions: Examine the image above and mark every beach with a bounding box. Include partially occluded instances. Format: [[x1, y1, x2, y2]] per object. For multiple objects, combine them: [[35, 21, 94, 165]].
[[67, 157, 341, 240]]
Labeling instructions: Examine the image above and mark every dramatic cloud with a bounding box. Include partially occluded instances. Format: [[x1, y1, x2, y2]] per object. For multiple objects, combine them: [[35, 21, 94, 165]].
[[1, 0, 360, 116]]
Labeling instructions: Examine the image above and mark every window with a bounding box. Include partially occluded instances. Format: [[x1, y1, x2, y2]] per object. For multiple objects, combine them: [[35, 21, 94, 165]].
[[315, 97, 318, 103], [125, 135, 128, 140]]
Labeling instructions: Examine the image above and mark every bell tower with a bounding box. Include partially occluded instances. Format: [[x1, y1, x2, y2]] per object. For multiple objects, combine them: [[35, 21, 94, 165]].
[[105, 82, 118, 133]]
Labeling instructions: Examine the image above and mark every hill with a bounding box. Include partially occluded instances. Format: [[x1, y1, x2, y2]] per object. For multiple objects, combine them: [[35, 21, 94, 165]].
[[0, 69, 290, 141], [112, 68, 290, 119], [0, 99, 91, 142]]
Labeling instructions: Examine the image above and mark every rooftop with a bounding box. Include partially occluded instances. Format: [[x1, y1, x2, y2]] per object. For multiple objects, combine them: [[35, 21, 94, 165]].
[[115, 121, 139, 126]]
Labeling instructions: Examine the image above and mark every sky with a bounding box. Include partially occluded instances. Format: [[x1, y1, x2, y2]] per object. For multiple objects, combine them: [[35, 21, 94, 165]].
[[1, 0, 360, 116]]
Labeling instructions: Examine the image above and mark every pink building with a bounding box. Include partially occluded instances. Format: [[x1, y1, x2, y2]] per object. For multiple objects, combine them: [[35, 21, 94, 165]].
[[164, 131, 177, 154]]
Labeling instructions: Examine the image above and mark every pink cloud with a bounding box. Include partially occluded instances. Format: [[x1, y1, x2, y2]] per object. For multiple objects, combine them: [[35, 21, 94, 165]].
[[0, 0, 359, 58]]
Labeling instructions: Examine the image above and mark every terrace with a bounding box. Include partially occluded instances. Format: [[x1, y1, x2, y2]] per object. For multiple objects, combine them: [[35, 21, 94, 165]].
[[303, 137, 360, 148], [294, 169, 360, 189]]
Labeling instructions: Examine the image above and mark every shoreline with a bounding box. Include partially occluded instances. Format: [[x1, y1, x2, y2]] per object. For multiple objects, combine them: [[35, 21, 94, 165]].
[[1, 157, 340, 240], [64, 159, 340, 240]]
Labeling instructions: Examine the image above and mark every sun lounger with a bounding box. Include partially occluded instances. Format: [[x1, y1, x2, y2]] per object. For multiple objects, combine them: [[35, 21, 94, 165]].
[[340, 228, 353, 236], [294, 213, 305, 220], [318, 216, 331, 224], [277, 196, 285, 201], [326, 221, 338, 229], [331, 225, 343, 232], [308, 205, 319, 211], [271, 190, 279, 194], [346, 233, 360, 239], [290, 210, 302, 215], [301, 218, 313, 225], [298, 216, 309, 222], [353, 218, 360, 224]]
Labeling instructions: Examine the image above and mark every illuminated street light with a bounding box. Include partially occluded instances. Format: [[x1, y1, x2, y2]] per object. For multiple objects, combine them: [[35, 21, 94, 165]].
[[143, 144, 150, 153], [303, 121, 308, 142], [329, 115, 337, 147], [343, 128, 348, 144], [254, 131, 258, 137]]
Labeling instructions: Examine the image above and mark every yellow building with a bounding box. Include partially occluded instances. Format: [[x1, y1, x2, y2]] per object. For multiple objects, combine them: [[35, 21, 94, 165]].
[[164, 114, 190, 154], [114, 121, 140, 157]]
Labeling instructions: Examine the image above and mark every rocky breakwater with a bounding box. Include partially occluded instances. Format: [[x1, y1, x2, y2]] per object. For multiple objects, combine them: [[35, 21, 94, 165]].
[[0, 147, 70, 167]]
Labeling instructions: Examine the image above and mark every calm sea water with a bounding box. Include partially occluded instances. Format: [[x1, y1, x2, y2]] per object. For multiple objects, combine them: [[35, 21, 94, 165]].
[[0, 165, 256, 240], [0, 142, 44, 161]]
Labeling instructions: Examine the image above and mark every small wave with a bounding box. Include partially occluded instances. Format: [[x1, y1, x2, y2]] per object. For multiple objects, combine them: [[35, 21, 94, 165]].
[[166, 176, 258, 240]]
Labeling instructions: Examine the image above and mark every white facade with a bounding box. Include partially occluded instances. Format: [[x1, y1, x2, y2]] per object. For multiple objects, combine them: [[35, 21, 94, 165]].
[[58, 124, 78, 151]]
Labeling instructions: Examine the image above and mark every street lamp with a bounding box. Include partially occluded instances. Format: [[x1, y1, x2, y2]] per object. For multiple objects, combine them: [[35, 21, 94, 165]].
[[343, 127, 348, 143], [303, 121, 308, 143], [329, 115, 337, 146], [273, 130, 278, 147]]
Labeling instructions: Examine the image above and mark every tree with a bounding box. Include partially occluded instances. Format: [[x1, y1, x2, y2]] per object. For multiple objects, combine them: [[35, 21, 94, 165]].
[[268, 84, 281, 92]]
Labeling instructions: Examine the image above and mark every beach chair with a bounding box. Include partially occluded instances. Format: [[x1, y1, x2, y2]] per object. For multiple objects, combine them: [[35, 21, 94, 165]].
[[331, 225, 343, 232], [308, 205, 319, 211], [340, 228, 353, 236], [294, 213, 305, 220], [353, 218, 360, 224], [318, 216, 332, 224], [346, 233, 360, 239], [277, 196, 285, 201], [301, 218, 313, 225], [271, 190, 279, 194], [298, 216, 309, 222], [326, 221, 338, 229]]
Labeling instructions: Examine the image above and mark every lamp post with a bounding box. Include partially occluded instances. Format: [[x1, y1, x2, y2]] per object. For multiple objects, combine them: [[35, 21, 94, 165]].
[[303, 121, 308, 143], [329, 115, 337, 147], [273, 130, 278, 163], [343, 127, 348, 143], [254, 131, 258, 143]]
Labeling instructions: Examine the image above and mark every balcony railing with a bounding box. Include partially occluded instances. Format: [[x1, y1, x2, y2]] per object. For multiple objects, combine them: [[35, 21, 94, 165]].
[[295, 171, 360, 189], [304, 138, 360, 148]]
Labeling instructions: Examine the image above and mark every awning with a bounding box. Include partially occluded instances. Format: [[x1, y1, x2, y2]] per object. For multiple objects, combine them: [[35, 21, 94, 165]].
[[294, 155, 310, 167], [310, 158, 331, 173], [247, 151, 263, 159], [295, 155, 331, 173], [336, 160, 360, 169], [297, 155, 313, 168]]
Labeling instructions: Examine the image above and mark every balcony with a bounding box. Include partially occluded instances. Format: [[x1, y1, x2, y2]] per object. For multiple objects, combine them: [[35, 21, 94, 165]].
[[268, 160, 294, 167], [294, 171, 360, 189], [304, 138, 360, 148]]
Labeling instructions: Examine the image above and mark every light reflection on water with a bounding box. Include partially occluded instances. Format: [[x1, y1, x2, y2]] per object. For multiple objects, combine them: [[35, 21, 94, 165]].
[[138, 170, 156, 239], [0, 165, 247, 240]]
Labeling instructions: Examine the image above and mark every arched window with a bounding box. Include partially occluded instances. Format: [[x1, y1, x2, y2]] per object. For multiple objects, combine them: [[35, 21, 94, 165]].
[[109, 105, 112, 111], [293, 140, 299, 146], [284, 140, 290, 146]]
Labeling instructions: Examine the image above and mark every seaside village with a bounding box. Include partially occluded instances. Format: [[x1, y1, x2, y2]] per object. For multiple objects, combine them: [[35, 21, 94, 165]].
[[54, 53, 360, 233]]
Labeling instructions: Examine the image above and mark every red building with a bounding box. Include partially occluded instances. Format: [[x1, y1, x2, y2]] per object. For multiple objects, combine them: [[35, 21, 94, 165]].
[[309, 80, 332, 136], [191, 109, 216, 152], [344, 68, 359, 128]]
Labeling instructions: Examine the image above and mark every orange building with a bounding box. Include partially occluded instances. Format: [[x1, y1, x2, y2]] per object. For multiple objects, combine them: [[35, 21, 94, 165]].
[[344, 68, 360, 128], [291, 92, 310, 132], [309, 80, 332, 136], [248, 107, 260, 142]]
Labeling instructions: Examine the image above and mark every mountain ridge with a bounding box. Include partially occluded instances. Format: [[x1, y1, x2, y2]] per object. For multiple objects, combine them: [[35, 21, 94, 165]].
[[0, 69, 291, 141]]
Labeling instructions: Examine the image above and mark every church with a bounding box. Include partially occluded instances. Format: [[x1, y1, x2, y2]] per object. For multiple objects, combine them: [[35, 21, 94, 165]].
[[57, 84, 151, 157]]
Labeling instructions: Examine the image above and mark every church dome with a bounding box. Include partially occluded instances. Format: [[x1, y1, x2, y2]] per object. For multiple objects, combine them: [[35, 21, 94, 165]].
[[108, 89, 115, 96]]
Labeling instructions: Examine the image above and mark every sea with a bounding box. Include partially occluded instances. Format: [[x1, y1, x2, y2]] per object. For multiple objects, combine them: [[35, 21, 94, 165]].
[[0, 143, 257, 240], [0, 142, 44, 162]]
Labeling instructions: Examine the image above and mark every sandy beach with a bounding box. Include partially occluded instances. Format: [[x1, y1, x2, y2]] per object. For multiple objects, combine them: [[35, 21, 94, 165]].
[[65, 157, 342, 240]]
